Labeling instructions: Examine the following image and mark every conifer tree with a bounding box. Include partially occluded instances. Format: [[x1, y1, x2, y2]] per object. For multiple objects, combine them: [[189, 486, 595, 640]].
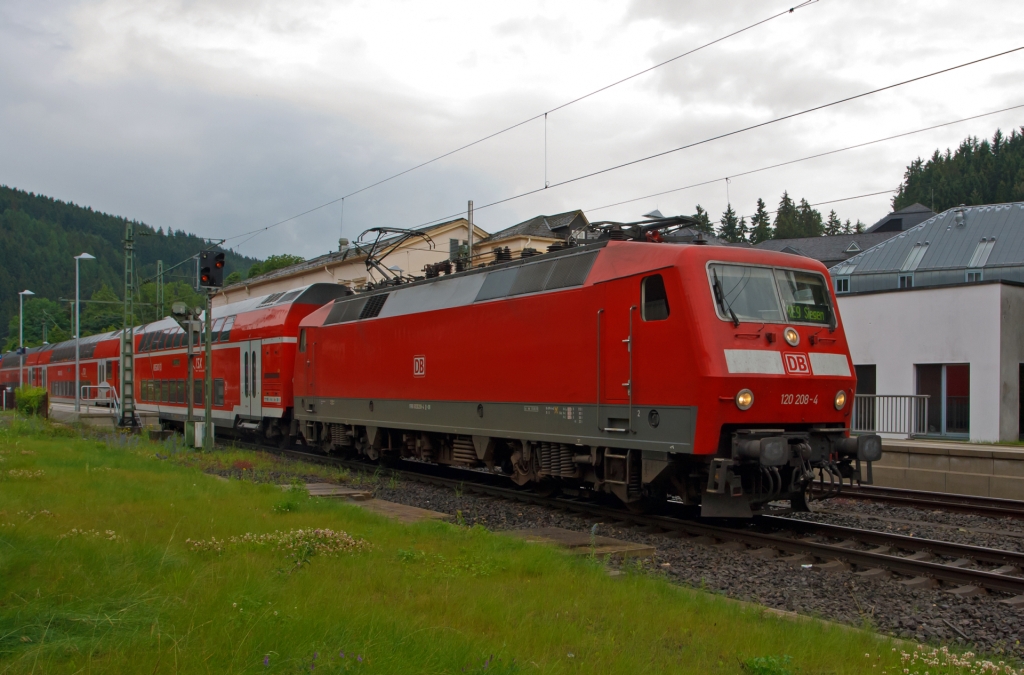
[[796, 199, 824, 237], [854, 220, 866, 233], [772, 191, 801, 239], [842, 218, 853, 234], [825, 210, 842, 236], [717, 204, 746, 243], [691, 205, 714, 235], [748, 198, 773, 244]]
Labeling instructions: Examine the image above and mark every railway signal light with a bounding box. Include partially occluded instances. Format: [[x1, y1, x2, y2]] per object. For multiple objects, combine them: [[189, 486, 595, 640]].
[[198, 251, 225, 288]]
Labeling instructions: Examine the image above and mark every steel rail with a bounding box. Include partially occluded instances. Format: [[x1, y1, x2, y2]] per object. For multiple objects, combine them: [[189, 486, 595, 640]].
[[818, 484, 1024, 520], [245, 444, 1024, 596]]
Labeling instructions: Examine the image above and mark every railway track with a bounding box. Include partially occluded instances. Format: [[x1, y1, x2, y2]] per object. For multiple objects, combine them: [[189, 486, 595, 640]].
[[817, 484, 1024, 520], [244, 444, 1024, 601]]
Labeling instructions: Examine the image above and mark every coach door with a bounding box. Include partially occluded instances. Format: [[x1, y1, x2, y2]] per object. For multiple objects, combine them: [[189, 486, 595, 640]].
[[239, 340, 263, 419]]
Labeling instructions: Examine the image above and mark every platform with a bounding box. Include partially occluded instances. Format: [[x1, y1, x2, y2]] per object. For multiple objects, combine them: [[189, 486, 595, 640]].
[[48, 402, 160, 429], [873, 438, 1024, 499], [505, 526, 655, 559]]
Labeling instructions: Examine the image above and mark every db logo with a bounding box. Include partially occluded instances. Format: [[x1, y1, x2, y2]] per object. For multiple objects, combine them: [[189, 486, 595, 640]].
[[413, 355, 426, 378], [783, 352, 810, 375]]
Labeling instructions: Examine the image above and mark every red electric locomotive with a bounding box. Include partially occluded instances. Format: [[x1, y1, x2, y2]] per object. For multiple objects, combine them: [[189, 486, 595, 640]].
[[292, 219, 881, 516]]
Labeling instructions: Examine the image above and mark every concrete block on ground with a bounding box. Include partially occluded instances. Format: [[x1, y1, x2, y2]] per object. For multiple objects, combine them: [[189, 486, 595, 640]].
[[280, 482, 373, 500], [352, 499, 451, 524], [505, 526, 654, 559]]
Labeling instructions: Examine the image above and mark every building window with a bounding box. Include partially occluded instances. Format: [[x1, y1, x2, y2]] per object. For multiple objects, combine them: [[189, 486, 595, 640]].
[[641, 274, 670, 321], [916, 364, 970, 436], [898, 274, 913, 289], [835, 277, 850, 293], [966, 270, 983, 283]]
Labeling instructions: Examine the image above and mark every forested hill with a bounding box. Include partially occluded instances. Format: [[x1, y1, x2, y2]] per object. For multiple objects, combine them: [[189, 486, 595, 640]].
[[0, 186, 258, 343], [893, 127, 1024, 212]]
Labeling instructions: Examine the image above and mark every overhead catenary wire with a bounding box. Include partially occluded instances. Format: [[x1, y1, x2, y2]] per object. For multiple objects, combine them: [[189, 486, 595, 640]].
[[373, 45, 1024, 235], [584, 103, 1024, 214], [223, 1, 820, 247]]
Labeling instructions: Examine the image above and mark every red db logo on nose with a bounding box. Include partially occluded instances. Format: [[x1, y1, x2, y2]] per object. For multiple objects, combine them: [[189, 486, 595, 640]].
[[413, 356, 426, 377], [783, 352, 810, 375]]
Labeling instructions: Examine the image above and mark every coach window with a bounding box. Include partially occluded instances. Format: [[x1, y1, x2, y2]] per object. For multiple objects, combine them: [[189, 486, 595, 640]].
[[641, 274, 670, 321], [299, 329, 307, 353], [214, 379, 225, 406]]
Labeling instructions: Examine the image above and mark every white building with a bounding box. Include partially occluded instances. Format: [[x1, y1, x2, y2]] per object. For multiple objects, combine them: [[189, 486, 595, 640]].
[[832, 203, 1024, 443], [838, 281, 1024, 442]]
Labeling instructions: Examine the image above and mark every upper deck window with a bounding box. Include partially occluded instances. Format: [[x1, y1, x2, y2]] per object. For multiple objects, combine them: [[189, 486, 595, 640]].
[[708, 263, 833, 326]]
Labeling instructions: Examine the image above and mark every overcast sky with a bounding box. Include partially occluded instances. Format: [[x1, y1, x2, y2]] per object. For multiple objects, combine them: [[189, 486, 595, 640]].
[[2, 0, 1022, 261]]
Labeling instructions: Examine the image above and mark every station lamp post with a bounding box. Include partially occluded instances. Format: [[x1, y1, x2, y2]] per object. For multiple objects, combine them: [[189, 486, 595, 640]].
[[74, 253, 96, 412], [18, 289, 34, 389]]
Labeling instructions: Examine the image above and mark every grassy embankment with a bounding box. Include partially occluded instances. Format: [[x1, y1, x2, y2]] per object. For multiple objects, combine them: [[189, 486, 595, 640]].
[[0, 413, 985, 674]]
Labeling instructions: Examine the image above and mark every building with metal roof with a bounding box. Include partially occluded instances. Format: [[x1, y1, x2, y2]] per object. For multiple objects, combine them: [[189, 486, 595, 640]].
[[830, 203, 1024, 294], [864, 202, 936, 233], [754, 231, 899, 268]]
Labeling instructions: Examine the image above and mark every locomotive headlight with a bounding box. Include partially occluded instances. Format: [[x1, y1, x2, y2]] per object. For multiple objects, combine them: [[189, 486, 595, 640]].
[[834, 390, 847, 410], [783, 327, 800, 347], [735, 389, 754, 411]]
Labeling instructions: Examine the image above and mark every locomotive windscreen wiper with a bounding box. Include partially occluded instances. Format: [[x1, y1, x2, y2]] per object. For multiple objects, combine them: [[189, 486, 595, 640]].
[[711, 269, 740, 327]]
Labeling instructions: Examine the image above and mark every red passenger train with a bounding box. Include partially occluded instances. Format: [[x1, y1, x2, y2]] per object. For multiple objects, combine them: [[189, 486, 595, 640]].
[[0, 220, 880, 516]]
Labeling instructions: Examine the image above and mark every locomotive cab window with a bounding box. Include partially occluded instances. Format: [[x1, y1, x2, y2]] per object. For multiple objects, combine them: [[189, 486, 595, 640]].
[[708, 263, 833, 326], [641, 274, 670, 321], [299, 329, 306, 353]]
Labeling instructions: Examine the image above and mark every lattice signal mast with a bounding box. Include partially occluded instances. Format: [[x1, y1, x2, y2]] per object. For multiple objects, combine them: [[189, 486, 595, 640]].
[[118, 221, 139, 428]]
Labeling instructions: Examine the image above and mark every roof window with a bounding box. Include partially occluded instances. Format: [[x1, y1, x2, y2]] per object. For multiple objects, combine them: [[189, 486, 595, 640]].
[[967, 238, 996, 268], [844, 242, 861, 253], [900, 243, 929, 272]]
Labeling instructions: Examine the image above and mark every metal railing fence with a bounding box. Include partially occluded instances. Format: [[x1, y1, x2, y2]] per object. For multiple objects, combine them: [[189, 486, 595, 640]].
[[852, 394, 929, 438]]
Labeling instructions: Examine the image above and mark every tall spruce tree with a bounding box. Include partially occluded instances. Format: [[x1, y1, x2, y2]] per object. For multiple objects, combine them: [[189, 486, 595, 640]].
[[772, 191, 801, 239], [748, 198, 773, 244], [717, 204, 746, 243], [692, 205, 714, 235], [796, 199, 824, 237], [842, 218, 853, 234], [825, 210, 842, 236]]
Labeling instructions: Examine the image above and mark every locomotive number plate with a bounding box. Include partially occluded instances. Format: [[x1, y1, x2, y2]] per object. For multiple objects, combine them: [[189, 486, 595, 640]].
[[780, 394, 818, 405]]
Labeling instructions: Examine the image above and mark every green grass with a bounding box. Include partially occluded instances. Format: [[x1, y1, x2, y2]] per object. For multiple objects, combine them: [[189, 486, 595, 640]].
[[0, 413, 968, 674]]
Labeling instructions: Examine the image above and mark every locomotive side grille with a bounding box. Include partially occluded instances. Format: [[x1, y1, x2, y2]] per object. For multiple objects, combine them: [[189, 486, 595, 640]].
[[546, 251, 598, 290], [475, 251, 598, 303], [325, 297, 368, 325], [358, 293, 390, 319], [452, 437, 478, 466], [508, 260, 556, 296], [476, 268, 519, 301]]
